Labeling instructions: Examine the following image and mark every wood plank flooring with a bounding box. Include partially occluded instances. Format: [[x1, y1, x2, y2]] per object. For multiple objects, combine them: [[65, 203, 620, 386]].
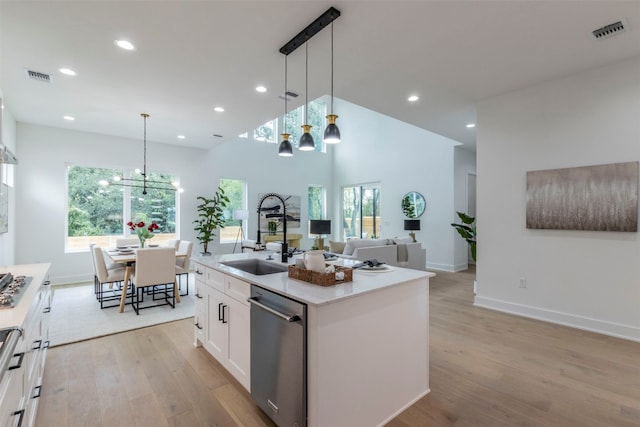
[[36, 267, 640, 426]]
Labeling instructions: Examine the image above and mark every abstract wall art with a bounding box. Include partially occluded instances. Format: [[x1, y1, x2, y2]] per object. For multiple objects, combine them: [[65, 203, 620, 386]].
[[526, 161, 638, 232]]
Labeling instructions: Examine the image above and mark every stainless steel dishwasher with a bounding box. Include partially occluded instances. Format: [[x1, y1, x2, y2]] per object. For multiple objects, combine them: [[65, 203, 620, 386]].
[[248, 285, 307, 427]]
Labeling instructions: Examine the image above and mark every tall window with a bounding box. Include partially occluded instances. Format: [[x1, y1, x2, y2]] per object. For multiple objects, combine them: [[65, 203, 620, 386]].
[[342, 184, 381, 239], [308, 184, 325, 236], [66, 165, 178, 251], [308, 185, 325, 220], [247, 100, 327, 153], [219, 178, 247, 244]]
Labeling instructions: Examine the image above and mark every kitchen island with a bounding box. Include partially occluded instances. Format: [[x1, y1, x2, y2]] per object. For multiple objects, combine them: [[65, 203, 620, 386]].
[[193, 252, 433, 427]]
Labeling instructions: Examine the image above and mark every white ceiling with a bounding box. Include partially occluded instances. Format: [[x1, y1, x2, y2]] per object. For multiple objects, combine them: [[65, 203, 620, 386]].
[[1, 1, 639, 152]]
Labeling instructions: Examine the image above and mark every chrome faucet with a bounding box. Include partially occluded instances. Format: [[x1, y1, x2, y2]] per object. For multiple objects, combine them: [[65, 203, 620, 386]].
[[257, 193, 288, 263]]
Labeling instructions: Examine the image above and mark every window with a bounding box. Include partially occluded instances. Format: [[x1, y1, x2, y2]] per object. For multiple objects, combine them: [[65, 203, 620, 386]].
[[248, 99, 327, 153], [66, 165, 178, 251], [308, 184, 325, 236], [219, 178, 247, 244], [253, 119, 276, 143], [342, 184, 381, 239]]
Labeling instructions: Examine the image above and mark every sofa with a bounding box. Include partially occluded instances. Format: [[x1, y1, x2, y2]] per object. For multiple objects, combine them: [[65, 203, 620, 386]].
[[328, 237, 426, 271]]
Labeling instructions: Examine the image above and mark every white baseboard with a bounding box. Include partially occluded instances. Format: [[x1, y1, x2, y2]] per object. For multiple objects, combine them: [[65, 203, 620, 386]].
[[426, 262, 459, 272], [474, 296, 640, 343], [51, 273, 93, 286]]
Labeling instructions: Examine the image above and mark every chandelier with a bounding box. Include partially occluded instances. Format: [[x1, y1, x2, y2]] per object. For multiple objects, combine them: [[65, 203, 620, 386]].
[[100, 113, 182, 195]]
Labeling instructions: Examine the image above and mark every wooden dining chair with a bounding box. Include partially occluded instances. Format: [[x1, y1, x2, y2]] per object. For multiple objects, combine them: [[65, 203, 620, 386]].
[[130, 247, 178, 315], [175, 240, 192, 296], [92, 245, 127, 309]]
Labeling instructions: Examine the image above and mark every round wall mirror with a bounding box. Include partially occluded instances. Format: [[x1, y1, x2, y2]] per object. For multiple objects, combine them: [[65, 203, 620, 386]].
[[401, 192, 426, 218]]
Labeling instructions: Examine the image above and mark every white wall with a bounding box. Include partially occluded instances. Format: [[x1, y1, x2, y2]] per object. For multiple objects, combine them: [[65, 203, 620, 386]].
[[332, 98, 461, 271], [15, 123, 207, 283], [476, 56, 640, 341]]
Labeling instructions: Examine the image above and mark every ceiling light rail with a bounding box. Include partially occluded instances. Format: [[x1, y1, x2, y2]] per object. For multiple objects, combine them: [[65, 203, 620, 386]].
[[279, 7, 341, 56], [277, 7, 342, 156]]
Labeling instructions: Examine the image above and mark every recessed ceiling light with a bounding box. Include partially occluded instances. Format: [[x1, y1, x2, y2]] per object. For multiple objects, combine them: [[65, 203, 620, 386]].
[[466, 123, 476, 128], [214, 107, 225, 113], [408, 95, 419, 102], [177, 135, 186, 139], [114, 40, 135, 50], [59, 68, 77, 76], [256, 86, 267, 93], [63, 115, 75, 121]]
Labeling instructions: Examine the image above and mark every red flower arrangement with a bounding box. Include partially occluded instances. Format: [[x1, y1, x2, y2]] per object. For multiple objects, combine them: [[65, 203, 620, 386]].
[[127, 221, 159, 247]]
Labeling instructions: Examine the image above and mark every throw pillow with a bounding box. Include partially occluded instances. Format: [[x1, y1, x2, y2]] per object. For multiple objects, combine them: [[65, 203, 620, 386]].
[[329, 240, 346, 254], [393, 237, 414, 244]]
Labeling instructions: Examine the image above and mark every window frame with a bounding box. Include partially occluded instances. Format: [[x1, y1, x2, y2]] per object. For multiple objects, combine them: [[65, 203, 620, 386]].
[[65, 164, 180, 253], [219, 177, 248, 244]]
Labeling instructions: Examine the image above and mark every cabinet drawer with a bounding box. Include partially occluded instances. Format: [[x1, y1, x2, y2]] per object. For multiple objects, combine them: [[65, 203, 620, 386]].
[[206, 268, 225, 293], [225, 275, 250, 305]]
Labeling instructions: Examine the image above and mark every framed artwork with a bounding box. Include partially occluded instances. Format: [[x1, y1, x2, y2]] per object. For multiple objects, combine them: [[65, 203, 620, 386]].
[[257, 193, 301, 233], [526, 161, 638, 232], [0, 183, 7, 234]]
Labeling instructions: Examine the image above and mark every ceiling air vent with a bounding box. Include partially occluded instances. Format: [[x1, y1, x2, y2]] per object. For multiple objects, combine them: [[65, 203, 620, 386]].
[[592, 20, 626, 40], [278, 91, 299, 101], [24, 68, 52, 83]]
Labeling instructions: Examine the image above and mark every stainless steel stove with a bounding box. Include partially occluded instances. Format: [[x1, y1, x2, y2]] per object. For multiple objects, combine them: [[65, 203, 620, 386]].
[[0, 273, 33, 309]]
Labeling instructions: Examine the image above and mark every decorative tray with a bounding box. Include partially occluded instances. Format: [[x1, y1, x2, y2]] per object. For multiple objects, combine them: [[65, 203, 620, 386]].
[[288, 264, 353, 287]]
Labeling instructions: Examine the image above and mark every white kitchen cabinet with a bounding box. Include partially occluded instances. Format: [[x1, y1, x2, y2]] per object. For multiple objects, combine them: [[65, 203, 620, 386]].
[[0, 264, 51, 427], [193, 263, 250, 391]]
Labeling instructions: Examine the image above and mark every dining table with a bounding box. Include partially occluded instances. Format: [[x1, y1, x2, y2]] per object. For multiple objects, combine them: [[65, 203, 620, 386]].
[[106, 246, 185, 313]]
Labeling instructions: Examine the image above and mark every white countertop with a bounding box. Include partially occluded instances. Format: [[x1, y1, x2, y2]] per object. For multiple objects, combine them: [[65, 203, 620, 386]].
[[193, 252, 434, 306], [0, 263, 51, 329]]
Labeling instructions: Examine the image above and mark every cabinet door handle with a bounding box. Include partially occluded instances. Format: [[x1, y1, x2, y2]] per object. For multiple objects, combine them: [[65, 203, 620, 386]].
[[42, 341, 50, 349], [195, 322, 203, 330], [218, 302, 224, 322], [33, 385, 42, 399], [11, 409, 25, 427], [32, 340, 42, 350], [195, 269, 203, 275], [9, 352, 25, 370], [43, 280, 51, 286], [43, 306, 51, 313], [221, 304, 228, 324], [195, 293, 203, 300]]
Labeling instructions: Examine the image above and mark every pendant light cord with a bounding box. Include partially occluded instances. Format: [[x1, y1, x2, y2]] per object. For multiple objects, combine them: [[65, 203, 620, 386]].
[[142, 113, 148, 194], [305, 41, 309, 124], [330, 21, 334, 115], [284, 55, 288, 131]]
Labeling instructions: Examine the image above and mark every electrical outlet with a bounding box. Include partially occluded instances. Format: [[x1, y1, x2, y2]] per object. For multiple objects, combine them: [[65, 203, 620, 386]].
[[519, 278, 527, 288]]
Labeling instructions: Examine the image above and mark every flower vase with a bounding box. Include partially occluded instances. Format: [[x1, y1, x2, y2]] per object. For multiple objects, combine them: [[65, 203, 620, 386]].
[[139, 237, 145, 248]]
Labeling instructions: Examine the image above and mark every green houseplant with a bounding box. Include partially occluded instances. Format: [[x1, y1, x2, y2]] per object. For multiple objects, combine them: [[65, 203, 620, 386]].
[[451, 211, 476, 262], [193, 187, 230, 255]]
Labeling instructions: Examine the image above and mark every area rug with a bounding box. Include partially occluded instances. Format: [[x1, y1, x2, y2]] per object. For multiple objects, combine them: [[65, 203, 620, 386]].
[[48, 276, 194, 346]]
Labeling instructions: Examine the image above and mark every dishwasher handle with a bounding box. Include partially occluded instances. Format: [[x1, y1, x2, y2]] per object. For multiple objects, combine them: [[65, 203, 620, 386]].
[[247, 297, 301, 322]]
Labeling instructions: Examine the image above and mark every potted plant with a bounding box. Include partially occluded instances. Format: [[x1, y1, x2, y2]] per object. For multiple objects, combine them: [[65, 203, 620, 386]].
[[451, 211, 476, 262], [193, 187, 230, 255]]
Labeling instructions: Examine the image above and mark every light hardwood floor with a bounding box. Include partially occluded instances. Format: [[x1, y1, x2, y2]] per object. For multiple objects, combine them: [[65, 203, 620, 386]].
[[36, 267, 640, 426]]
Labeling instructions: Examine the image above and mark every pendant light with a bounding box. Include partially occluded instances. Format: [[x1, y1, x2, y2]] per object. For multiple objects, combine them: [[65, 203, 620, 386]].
[[278, 55, 293, 157], [298, 41, 315, 151], [324, 20, 341, 144]]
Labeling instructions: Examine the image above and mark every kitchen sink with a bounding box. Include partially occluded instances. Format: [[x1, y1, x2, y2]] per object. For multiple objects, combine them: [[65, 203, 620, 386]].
[[220, 259, 289, 276]]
